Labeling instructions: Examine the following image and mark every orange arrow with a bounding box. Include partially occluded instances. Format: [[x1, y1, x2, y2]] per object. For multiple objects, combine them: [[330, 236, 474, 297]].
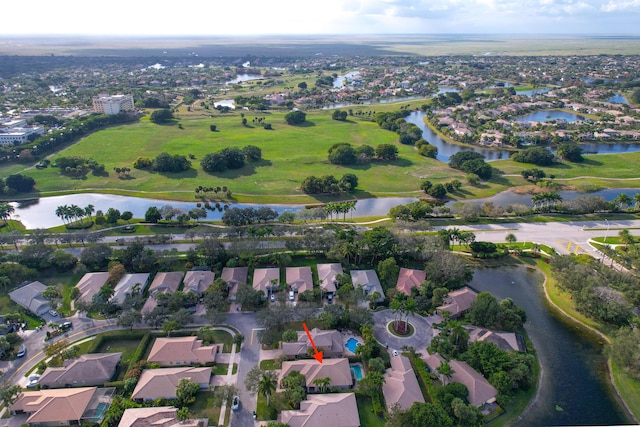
[[303, 322, 323, 364]]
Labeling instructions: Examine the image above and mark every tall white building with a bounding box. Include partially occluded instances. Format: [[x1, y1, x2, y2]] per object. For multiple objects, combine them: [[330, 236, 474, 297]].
[[92, 94, 134, 115]]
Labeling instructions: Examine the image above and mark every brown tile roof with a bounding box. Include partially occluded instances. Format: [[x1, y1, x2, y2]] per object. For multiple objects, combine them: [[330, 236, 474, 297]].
[[75, 273, 110, 303], [147, 337, 216, 366], [382, 355, 425, 410], [317, 263, 343, 293], [12, 387, 97, 424], [39, 353, 121, 388], [112, 273, 150, 305], [118, 406, 204, 427], [467, 327, 522, 352], [279, 358, 352, 389], [280, 393, 360, 427], [148, 272, 184, 295], [183, 271, 215, 295], [132, 367, 211, 401], [252, 268, 279, 294], [396, 268, 426, 296], [221, 267, 248, 286], [350, 270, 384, 302], [282, 328, 343, 358], [286, 267, 313, 294], [436, 287, 478, 317]]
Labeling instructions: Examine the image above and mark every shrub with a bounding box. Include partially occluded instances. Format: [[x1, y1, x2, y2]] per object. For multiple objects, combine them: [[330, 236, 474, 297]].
[[133, 157, 152, 169]]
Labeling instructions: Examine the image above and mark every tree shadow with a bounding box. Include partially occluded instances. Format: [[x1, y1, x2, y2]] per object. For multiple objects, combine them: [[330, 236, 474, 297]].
[[202, 159, 273, 178], [293, 121, 316, 128], [580, 158, 603, 167], [386, 158, 413, 168], [302, 190, 374, 203], [153, 168, 198, 179]]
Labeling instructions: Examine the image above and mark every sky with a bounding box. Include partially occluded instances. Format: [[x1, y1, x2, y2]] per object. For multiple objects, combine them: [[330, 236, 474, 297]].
[[2, 0, 639, 36]]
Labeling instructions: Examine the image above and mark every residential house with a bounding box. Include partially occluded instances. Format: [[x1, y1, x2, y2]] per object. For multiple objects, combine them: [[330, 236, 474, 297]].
[[182, 271, 215, 296], [466, 327, 523, 352], [119, 406, 207, 427], [350, 270, 384, 303], [382, 355, 425, 411], [286, 266, 314, 299], [39, 353, 122, 389], [279, 393, 360, 427], [11, 387, 115, 426], [112, 273, 150, 305], [252, 268, 280, 299], [424, 354, 497, 407], [221, 266, 248, 301], [436, 287, 478, 318], [142, 272, 184, 314], [131, 367, 211, 401], [147, 336, 217, 366], [282, 328, 343, 359], [9, 281, 51, 316], [395, 268, 426, 296], [279, 358, 352, 392], [75, 273, 110, 303], [317, 263, 343, 300]]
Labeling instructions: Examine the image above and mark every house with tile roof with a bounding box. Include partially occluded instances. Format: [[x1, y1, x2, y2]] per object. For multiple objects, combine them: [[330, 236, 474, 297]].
[[282, 328, 343, 359], [112, 273, 150, 305], [279, 393, 360, 427], [182, 271, 215, 296], [147, 336, 217, 366], [39, 353, 121, 389], [436, 287, 478, 318], [286, 266, 314, 298], [395, 268, 426, 296], [221, 267, 248, 301], [317, 263, 343, 300], [252, 268, 280, 299], [142, 272, 184, 314], [9, 281, 51, 316], [424, 353, 497, 407], [11, 387, 115, 426], [131, 368, 211, 401], [75, 273, 110, 303], [350, 270, 384, 303], [466, 327, 523, 352], [382, 354, 425, 411], [118, 406, 207, 427], [279, 358, 352, 392]]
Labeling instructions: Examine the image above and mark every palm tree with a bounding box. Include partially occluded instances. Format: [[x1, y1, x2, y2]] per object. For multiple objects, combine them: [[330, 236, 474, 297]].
[[313, 377, 331, 393], [0, 202, 15, 227], [634, 193, 640, 211], [615, 193, 632, 211], [84, 204, 95, 223], [436, 361, 455, 386], [257, 373, 277, 407]]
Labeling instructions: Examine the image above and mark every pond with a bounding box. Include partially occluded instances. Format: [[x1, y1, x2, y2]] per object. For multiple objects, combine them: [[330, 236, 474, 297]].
[[333, 71, 360, 88], [471, 266, 631, 425], [9, 194, 419, 229], [225, 74, 264, 85], [608, 94, 629, 105], [515, 110, 586, 123]]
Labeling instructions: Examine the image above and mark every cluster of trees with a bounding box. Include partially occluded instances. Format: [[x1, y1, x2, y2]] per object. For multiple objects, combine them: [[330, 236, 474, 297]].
[[137, 97, 170, 108], [417, 138, 438, 158], [420, 179, 462, 200], [327, 142, 398, 165], [221, 206, 279, 226], [610, 327, 640, 380], [448, 151, 492, 180], [375, 110, 431, 147], [511, 146, 555, 166], [521, 168, 546, 182], [55, 203, 95, 226], [284, 111, 306, 125], [149, 108, 174, 124], [468, 293, 527, 331], [389, 200, 439, 222], [54, 156, 106, 178], [331, 110, 348, 121], [300, 173, 358, 195], [142, 205, 205, 225], [200, 145, 261, 174], [550, 254, 637, 325], [150, 152, 191, 173], [555, 142, 583, 162], [233, 95, 269, 110]]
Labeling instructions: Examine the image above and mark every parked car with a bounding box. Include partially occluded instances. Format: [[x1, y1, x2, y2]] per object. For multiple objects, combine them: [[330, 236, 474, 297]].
[[27, 374, 41, 388], [231, 396, 240, 411], [289, 291, 295, 301], [49, 309, 58, 317], [270, 294, 275, 302], [17, 344, 27, 357], [60, 321, 73, 331]]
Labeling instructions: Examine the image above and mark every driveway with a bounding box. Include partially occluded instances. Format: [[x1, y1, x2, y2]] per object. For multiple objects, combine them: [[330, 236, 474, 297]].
[[371, 309, 438, 353]]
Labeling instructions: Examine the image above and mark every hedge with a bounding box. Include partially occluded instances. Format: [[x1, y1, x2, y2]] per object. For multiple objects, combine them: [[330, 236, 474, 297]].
[[127, 333, 152, 372]]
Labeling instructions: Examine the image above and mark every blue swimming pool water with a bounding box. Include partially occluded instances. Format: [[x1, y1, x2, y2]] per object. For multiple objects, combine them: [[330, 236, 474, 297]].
[[344, 337, 361, 353], [350, 364, 364, 381]]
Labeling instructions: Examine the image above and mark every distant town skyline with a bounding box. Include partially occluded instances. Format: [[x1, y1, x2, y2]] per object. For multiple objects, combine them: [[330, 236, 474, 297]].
[[2, 0, 639, 36]]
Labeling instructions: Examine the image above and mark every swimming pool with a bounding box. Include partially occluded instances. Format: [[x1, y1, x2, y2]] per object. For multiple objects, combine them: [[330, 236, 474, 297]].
[[350, 363, 364, 381], [344, 337, 361, 354]]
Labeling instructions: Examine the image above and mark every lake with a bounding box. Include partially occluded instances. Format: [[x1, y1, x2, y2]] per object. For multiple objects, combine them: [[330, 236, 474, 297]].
[[471, 266, 631, 425], [608, 94, 629, 105], [225, 74, 264, 85], [516, 110, 586, 123], [333, 71, 360, 88]]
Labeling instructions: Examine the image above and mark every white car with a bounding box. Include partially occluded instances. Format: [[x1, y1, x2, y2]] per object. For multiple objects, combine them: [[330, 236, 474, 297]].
[[49, 309, 58, 317], [27, 374, 41, 388], [231, 396, 240, 411]]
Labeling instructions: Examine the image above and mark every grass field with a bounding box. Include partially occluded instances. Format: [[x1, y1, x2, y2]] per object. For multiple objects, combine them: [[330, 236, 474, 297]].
[[356, 395, 385, 427], [0, 109, 473, 203]]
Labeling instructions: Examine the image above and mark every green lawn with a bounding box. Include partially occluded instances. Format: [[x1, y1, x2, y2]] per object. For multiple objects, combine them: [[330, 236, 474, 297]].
[[211, 330, 233, 353], [2, 111, 471, 203], [611, 360, 640, 421], [259, 359, 279, 370], [190, 391, 223, 425], [212, 363, 237, 375], [356, 395, 385, 427]]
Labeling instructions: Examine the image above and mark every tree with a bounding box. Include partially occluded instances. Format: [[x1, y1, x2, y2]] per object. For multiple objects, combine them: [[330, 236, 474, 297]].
[[145, 206, 162, 223], [284, 111, 306, 125], [6, 174, 36, 193], [313, 377, 331, 393], [117, 309, 142, 330], [511, 146, 555, 166], [176, 407, 190, 422], [162, 319, 180, 336], [105, 208, 121, 224], [468, 292, 501, 328], [152, 152, 191, 173], [436, 361, 455, 386], [328, 143, 357, 165], [615, 193, 632, 211], [150, 108, 174, 123], [297, 82, 307, 90], [332, 110, 348, 121], [245, 367, 278, 407], [0, 382, 22, 407], [282, 329, 298, 342], [0, 202, 15, 226], [375, 144, 399, 160], [175, 378, 200, 406], [213, 384, 239, 407], [556, 142, 583, 162], [80, 243, 113, 270]]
